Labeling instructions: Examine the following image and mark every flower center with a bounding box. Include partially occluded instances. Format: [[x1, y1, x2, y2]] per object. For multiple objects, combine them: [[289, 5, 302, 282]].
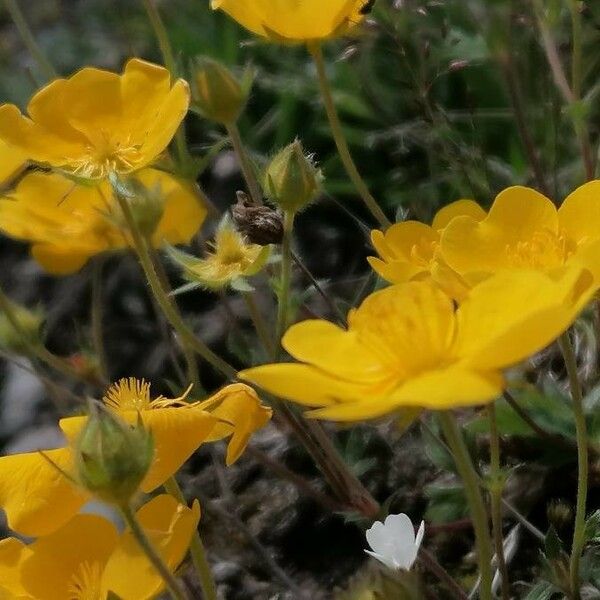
[[68, 561, 105, 600], [103, 377, 152, 411], [67, 131, 142, 180], [504, 229, 573, 270], [408, 239, 437, 268]]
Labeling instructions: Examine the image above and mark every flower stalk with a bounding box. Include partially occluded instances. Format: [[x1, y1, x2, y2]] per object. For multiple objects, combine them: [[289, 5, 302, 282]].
[[276, 211, 295, 356], [308, 42, 390, 229], [226, 121, 264, 207], [487, 404, 510, 600], [558, 332, 588, 600], [120, 501, 188, 600], [3, 0, 56, 81], [164, 477, 218, 600], [112, 183, 237, 380], [439, 412, 493, 600]]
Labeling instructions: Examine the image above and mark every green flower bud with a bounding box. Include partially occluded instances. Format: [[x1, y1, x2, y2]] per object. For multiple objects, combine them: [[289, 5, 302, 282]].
[[192, 57, 252, 125], [0, 302, 44, 355], [264, 140, 322, 214], [75, 404, 154, 507], [110, 175, 165, 238]]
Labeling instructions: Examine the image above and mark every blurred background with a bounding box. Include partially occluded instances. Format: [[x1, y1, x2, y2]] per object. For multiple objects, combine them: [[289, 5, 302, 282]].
[[1, 1, 600, 598]]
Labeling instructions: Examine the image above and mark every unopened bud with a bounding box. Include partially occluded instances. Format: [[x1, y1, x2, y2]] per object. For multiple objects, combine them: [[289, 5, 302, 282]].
[[231, 191, 284, 245], [110, 176, 165, 237], [264, 140, 322, 214], [0, 302, 44, 355], [193, 57, 252, 124], [547, 500, 573, 531], [75, 405, 153, 506]]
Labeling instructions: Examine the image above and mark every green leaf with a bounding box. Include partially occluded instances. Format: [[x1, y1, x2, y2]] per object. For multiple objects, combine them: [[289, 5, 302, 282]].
[[424, 482, 468, 523], [544, 526, 563, 562], [522, 581, 560, 600]]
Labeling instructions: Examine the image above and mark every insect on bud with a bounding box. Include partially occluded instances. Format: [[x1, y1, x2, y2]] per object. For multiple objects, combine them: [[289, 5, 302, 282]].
[[231, 191, 284, 245], [192, 57, 252, 125], [264, 140, 322, 214], [75, 404, 154, 507]]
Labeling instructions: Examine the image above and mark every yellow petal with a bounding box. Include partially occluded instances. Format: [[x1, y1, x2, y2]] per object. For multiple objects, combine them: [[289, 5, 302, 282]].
[[307, 368, 503, 420], [240, 363, 370, 407], [282, 320, 386, 382], [441, 186, 559, 274], [367, 256, 428, 284], [0, 447, 88, 536], [103, 494, 200, 600], [377, 221, 438, 262], [0, 141, 27, 186], [213, 0, 364, 41], [558, 180, 600, 244], [134, 79, 190, 170], [0, 538, 31, 597], [144, 170, 207, 247], [20, 514, 118, 600], [431, 198, 486, 231], [31, 244, 93, 275], [0, 104, 83, 166], [197, 384, 272, 465], [454, 267, 595, 371]]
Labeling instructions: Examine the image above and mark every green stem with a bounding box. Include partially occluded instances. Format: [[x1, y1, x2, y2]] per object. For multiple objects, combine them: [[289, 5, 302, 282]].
[[559, 332, 588, 600], [488, 404, 510, 600], [276, 211, 295, 357], [3, 0, 56, 81], [439, 412, 493, 600], [141, 0, 190, 170], [120, 502, 188, 600], [146, 240, 200, 388], [164, 477, 217, 600], [226, 121, 263, 206], [91, 259, 108, 382], [243, 292, 276, 358], [112, 186, 237, 379], [569, 0, 583, 102], [308, 42, 390, 229]]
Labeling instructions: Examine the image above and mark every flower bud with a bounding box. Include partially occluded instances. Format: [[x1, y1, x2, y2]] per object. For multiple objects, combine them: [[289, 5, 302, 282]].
[[192, 57, 251, 124], [110, 175, 165, 238], [75, 404, 153, 506], [264, 140, 322, 214], [0, 301, 44, 355]]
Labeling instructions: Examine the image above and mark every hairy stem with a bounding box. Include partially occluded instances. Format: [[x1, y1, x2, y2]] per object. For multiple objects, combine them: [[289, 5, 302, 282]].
[[559, 333, 588, 600], [226, 121, 263, 206], [309, 42, 390, 228], [439, 412, 493, 600]]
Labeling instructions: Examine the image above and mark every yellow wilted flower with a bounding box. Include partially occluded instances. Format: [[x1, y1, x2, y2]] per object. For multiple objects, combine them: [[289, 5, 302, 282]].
[[0, 59, 189, 181], [368, 199, 485, 300], [211, 0, 367, 42], [0, 494, 199, 600], [167, 215, 270, 291], [0, 379, 270, 536], [0, 168, 206, 275], [240, 268, 596, 421], [440, 182, 600, 287]]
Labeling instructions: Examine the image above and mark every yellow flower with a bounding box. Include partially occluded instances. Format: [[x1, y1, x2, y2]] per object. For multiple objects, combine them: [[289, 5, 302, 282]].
[[211, 0, 367, 42], [0, 168, 206, 275], [240, 267, 595, 421], [0, 59, 189, 181], [167, 216, 270, 290], [0, 141, 27, 187], [368, 199, 485, 299], [440, 182, 600, 287], [0, 494, 199, 600], [0, 379, 269, 536]]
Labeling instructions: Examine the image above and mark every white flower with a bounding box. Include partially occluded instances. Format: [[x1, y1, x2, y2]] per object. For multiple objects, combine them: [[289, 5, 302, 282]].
[[365, 513, 425, 571]]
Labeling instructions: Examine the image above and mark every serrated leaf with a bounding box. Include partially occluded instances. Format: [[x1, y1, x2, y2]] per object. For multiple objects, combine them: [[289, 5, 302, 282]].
[[424, 482, 468, 523]]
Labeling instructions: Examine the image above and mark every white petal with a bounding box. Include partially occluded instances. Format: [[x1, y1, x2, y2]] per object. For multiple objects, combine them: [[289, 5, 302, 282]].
[[365, 549, 398, 570], [365, 521, 390, 555], [384, 513, 416, 546], [415, 520, 425, 550]]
